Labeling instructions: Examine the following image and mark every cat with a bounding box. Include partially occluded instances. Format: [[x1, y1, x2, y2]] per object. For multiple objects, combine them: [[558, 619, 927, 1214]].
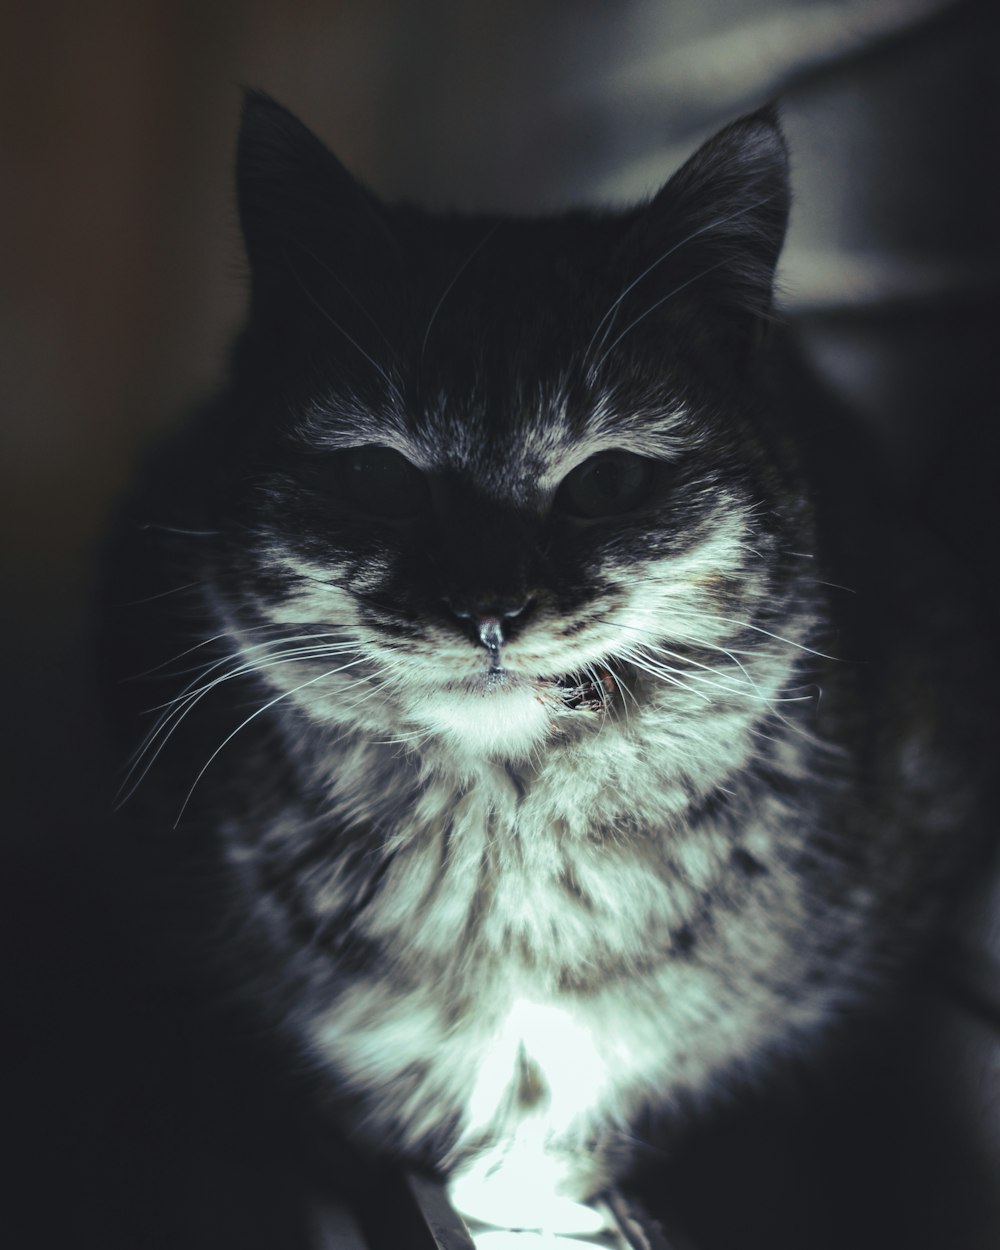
[[103, 90, 991, 1235]]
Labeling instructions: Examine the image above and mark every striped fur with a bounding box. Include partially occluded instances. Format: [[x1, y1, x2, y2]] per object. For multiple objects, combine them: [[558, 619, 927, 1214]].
[[107, 96, 987, 1226]]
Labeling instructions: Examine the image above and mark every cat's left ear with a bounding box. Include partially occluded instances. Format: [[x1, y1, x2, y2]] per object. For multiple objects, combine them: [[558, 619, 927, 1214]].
[[618, 107, 790, 338], [236, 89, 398, 305]]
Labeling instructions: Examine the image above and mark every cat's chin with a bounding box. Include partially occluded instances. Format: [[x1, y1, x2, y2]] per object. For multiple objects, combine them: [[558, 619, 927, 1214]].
[[409, 679, 556, 759]]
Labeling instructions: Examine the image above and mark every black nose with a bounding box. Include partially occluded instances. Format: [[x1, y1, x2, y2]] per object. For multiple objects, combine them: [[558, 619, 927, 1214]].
[[444, 598, 532, 657]]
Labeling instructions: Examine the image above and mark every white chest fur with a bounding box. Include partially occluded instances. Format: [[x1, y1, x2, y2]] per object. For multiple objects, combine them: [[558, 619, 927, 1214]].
[[448, 995, 620, 1230], [299, 714, 818, 1222], [462, 997, 612, 1141]]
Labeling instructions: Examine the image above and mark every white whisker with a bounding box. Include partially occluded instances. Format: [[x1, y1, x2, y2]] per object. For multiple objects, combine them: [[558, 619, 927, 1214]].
[[421, 223, 501, 367], [584, 195, 774, 376], [116, 635, 367, 807], [114, 581, 204, 607], [591, 259, 730, 376], [700, 615, 839, 662], [287, 261, 404, 406], [173, 657, 369, 827]]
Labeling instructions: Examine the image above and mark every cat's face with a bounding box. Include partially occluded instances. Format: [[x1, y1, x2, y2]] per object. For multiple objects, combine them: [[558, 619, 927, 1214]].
[[205, 96, 815, 765]]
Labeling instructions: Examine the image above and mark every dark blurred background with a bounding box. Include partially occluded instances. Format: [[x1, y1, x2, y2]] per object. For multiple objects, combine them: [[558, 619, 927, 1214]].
[[1, 1, 998, 1246]]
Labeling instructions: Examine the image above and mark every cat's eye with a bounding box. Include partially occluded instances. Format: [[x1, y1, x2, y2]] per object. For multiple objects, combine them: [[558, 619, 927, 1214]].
[[554, 451, 655, 519], [339, 445, 430, 519]]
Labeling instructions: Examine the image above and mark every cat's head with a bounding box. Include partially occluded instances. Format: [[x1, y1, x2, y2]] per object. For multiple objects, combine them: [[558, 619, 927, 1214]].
[[199, 93, 815, 767]]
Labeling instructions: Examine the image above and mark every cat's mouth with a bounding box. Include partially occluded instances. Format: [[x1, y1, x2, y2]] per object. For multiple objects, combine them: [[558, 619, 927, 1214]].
[[546, 659, 628, 712], [465, 658, 629, 714]]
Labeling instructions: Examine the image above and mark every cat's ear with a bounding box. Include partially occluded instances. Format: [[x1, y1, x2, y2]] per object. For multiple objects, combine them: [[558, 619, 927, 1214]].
[[619, 107, 790, 337], [236, 90, 396, 301]]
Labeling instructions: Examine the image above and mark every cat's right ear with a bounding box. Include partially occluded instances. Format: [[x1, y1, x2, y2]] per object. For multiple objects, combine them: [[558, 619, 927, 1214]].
[[611, 107, 790, 352], [236, 90, 396, 302]]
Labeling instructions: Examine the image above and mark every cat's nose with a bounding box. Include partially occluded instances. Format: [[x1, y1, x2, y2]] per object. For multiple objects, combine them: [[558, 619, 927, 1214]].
[[444, 597, 532, 651]]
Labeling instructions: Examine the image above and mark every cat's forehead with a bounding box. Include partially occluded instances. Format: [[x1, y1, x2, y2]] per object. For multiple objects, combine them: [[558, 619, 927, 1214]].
[[298, 382, 694, 499]]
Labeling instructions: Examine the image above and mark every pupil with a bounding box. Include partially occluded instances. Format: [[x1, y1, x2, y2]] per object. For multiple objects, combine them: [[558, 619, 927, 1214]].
[[555, 450, 653, 519], [591, 461, 623, 499]]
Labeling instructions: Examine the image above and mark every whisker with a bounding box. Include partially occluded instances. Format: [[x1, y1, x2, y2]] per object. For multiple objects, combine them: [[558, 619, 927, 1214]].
[[580, 662, 611, 724], [591, 259, 730, 376], [143, 619, 351, 666], [144, 642, 361, 713], [294, 238, 401, 363], [584, 195, 775, 375], [286, 259, 403, 405], [420, 223, 500, 368], [126, 616, 352, 683], [617, 646, 712, 704], [592, 615, 825, 728], [138, 522, 220, 537], [173, 657, 369, 827], [605, 663, 638, 719], [116, 638, 365, 807], [698, 615, 839, 662], [125, 629, 242, 681], [643, 636, 770, 704], [132, 633, 355, 722], [114, 581, 204, 607]]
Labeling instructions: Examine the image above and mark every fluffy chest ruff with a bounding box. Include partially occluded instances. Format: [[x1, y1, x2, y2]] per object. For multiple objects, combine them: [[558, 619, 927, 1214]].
[[233, 721, 842, 1213]]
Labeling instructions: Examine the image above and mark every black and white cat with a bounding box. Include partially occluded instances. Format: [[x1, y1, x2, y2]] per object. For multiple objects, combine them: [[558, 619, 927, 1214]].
[[106, 92, 988, 1234]]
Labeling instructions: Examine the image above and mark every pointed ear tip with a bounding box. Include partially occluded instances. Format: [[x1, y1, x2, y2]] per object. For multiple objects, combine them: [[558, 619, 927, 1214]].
[[699, 107, 788, 196], [236, 90, 315, 175], [238, 87, 287, 130], [734, 103, 788, 158], [751, 99, 784, 127]]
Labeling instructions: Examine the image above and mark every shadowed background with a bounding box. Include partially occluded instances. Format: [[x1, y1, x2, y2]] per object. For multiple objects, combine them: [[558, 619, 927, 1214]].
[[1, 1, 997, 1246]]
